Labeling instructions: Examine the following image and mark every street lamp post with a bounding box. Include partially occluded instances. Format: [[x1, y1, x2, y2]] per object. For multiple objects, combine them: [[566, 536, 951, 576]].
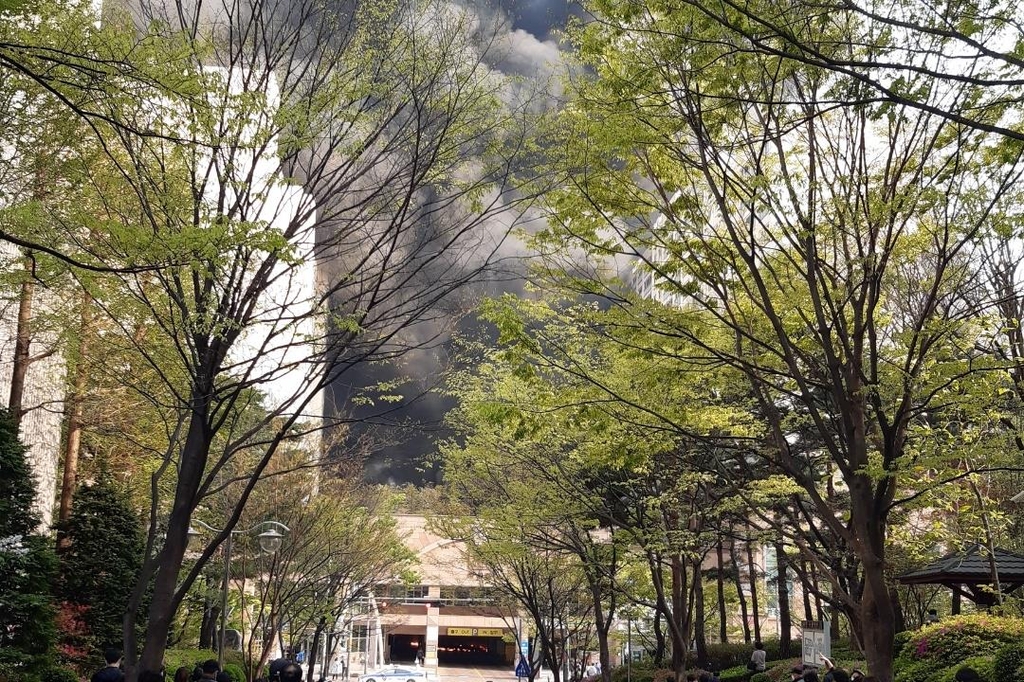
[[189, 520, 291, 669]]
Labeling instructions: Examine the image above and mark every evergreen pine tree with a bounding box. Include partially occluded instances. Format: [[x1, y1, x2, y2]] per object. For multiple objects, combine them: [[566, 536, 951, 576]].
[[0, 407, 57, 678], [59, 477, 144, 663]]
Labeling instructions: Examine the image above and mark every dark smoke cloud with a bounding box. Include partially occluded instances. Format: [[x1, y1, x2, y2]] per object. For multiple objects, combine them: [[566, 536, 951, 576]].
[[496, 0, 581, 39], [324, 0, 571, 486]]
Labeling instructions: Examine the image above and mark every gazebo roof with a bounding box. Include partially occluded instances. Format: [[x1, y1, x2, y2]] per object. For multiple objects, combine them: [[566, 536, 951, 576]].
[[898, 544, 1024, 604]]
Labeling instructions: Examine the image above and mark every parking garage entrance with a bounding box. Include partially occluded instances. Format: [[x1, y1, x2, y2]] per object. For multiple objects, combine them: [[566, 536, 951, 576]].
[[437, 627, 509, 666], [388, 633, 425, 664]]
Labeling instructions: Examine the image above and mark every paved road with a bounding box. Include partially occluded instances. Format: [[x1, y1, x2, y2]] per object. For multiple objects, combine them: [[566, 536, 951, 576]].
[[320, 662, 516, 682]]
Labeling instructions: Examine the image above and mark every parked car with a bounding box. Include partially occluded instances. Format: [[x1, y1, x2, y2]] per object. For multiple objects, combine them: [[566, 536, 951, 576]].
[[359, 666, 428, 682]]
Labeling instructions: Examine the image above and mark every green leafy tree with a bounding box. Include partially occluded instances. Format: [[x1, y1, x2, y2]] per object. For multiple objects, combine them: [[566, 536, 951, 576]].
[[0, 407, 57, 678], [521, 0, 1024, 676], [58, 478, 144, 669], [441, 300, 750, 677], [3, 0, 545, 677]]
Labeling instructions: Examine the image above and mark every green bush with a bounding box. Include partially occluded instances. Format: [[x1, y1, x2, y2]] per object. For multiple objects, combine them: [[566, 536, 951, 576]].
[[682, 640, 805, 672], [222, 662, 245, 682], [991, 643, 1024, 679], [901, 610, 1019, 663], [610, 665, 656, 682], [162, 649, 219, 676], [610, 659, 651, 679], [897, 615, 1024, 670], [0, 671, 39, 682], [994, 643, 1024, 682], [764, 661, 803, 682], [894, 631, 913, 658], [750, 674, 770, 682], [895, 657, 944, 682], [719, 665, 752, 682], [39, 668, 79, 682], [923, 656, 994, 682]]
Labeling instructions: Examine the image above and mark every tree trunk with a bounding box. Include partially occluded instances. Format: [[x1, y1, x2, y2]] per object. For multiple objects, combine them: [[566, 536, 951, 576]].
[[693, 559, 708, 669], [9, 257, 34, 429], [308, 615, 327, 682], [653, 609, 665, 664], [774, 541, 791, 657], [589, 580, 613, 682], [801, 557, 813, 622], [716, 542, 728, 643], [854, 510, 895, 682], [57, 294, 92, 540], [745, 539, 761, 642], [200, 592, 220, 651], [670, 554, 688, 680], [126, 402, 213, 681], [811, 564, 824, 622], [890, 586, 905, 634], [730, 539, 750, 643]]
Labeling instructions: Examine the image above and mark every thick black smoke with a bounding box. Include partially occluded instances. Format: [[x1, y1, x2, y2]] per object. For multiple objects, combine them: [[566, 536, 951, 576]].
[[497, 0, 581, 39], [326, 0, 573, 485], [120, 0, 572, 485]]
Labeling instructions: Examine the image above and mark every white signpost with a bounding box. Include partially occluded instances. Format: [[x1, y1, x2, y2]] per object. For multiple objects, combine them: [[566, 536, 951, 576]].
[[801, 620, 831, 667]]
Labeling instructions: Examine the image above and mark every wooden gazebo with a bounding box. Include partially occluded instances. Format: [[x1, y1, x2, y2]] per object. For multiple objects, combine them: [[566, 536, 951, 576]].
[[898, 544, 1024, 607]]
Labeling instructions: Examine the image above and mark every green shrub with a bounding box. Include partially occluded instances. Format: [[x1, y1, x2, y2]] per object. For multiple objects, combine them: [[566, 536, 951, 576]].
[[39, 668, 79, 682], [222, 662, 245, 682], [0, 671, 39, 682], [764, 661, 803, 682], [750, 674, 770, 682], [894, 631, 913, 658], [923, 656, 994, 682], [610, 665, 656, 682], [897, 610, 1024, 663], [719, 665, 752, 682], [895, 657, 944, 682], [698, 643, 758, 671], [686, 640, 805, 671], [162, 649, 219, 676], [610, 659, 651, 679], [994, 643, 1024, 682], [840, 662, 868, 677]]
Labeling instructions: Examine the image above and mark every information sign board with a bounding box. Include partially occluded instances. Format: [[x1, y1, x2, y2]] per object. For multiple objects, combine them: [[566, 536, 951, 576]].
[[446, 627, 505, 637], [801, 620, 831, 667]]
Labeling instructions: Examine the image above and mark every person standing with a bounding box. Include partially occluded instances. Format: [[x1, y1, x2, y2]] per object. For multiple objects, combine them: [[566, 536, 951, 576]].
[[92, 648, 125, 682], [749, 642, 767, 673]]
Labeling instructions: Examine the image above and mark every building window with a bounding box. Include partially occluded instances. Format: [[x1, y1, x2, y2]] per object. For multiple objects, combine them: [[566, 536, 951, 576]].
[[350, 625, 368, 652], [438, 586, 498, 605], [381, 584, 429, 601]]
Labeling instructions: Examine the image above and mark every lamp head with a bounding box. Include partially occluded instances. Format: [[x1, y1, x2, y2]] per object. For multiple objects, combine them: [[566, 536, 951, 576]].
[[258, 527, 285, 553]]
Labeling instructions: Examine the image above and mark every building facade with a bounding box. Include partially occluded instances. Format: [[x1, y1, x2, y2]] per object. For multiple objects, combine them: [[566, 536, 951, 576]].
[[344, 515, 523, 676]]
